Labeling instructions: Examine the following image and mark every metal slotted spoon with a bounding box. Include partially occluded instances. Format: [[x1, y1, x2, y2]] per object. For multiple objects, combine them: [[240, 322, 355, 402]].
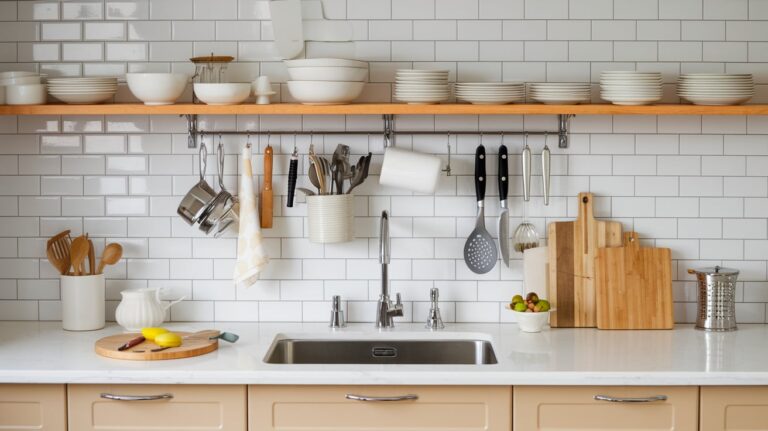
[[464, 144, 498, 274]]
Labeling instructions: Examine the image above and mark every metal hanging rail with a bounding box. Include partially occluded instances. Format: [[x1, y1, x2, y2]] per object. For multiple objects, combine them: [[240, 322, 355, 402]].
[[183, 114, 574, 149]]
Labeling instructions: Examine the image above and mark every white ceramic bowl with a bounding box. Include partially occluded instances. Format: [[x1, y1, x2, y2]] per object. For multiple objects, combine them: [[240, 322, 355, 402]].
[[0, 76, 41, 86], [126, 73, 189, 105], [284, 58, 368, 68], [286, 66, 368, 82], [6, 84, 47, 105], [50, 91, 115, 104], [193, 83, 251, 105], [287, 81, 364, 105], [512, 310, 550, 333], [0, 71, 37, 79]]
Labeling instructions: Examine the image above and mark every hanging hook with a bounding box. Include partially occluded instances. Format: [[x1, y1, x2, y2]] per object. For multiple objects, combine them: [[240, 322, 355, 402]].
[[245, 132, 251, 149], [292, 133, 297, 154], [442, 131, 452, 176]]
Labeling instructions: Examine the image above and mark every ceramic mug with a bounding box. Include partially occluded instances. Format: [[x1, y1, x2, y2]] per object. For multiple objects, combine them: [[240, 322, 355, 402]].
[[307, 194, 354, 243], [61, 274, 105, 331]]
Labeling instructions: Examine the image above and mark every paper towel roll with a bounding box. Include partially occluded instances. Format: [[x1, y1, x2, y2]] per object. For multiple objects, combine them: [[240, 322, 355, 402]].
[[379, 147, 441, 194], [523, 246, 548, 294]]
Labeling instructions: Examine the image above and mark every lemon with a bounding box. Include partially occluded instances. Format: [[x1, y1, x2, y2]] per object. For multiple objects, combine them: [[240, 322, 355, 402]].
[[141, 327, 168, 341], [154, 332, 183, 348]]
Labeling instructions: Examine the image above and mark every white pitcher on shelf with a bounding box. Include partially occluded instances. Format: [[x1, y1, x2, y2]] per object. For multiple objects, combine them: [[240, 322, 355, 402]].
[[115, 288, 185, 332]]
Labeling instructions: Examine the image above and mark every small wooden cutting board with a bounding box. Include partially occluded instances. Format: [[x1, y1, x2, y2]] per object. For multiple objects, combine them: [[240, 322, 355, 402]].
[[595, 232, 674, 329], [547, 193, 623, 327], [95, 330, 219, 361]]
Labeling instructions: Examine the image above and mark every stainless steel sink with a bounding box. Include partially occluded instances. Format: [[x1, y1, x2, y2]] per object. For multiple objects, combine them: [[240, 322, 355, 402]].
[[264, 339, 498, 365]]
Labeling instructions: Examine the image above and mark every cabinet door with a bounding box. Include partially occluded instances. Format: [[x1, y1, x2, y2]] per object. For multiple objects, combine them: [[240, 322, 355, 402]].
[[701, 386, 768, 431], [68, 384, 246, 431], [514, 386, 698, 431], [249, 385, 511, 431], [0, 384, 66, 431]]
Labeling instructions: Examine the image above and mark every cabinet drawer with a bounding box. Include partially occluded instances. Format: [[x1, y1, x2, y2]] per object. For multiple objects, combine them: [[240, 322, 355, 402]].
[[514, 386, 698, 431], [701, 386, 768, 431], [68, 384, 246, 431], [0, 384, 66, 431], [249, 385, 511, 431]]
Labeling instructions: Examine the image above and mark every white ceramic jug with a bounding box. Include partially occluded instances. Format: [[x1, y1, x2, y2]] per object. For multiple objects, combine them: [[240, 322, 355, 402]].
[[115, 288, 184, 331]]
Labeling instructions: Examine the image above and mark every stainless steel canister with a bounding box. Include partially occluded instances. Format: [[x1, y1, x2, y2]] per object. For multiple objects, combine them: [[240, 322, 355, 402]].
[[688, 266, 739, 331]]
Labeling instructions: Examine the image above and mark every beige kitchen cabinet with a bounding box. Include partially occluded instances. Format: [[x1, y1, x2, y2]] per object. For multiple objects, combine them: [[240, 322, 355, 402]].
[[514, 386, 699, 431], [700, 386, 768, 431], [0, 384, 66, 431], [68, 384, 246, 431], [249, 385, 511, 431]]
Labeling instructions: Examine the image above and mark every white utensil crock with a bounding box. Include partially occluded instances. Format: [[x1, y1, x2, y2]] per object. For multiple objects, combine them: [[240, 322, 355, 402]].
[[61, 274, 105, 331], [379, 147, 441, 194], [115, 288, 184, 332], [307, 194, 354, 243]]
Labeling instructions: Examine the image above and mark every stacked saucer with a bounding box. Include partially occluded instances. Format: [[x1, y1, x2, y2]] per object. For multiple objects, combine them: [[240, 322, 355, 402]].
[[529, 82, 591, 104], [677, 73, 754, 106], [394, 69, 450, 104], [600, 71, 662, 106], [455, 82, 524, 105], [47, 77, 118, 104]]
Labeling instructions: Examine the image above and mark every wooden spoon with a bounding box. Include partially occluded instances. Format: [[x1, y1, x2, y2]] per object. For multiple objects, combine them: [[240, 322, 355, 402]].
[[88, 239, 96, 275], [98, 243, 123, 274], [70, 236, 89, 276]]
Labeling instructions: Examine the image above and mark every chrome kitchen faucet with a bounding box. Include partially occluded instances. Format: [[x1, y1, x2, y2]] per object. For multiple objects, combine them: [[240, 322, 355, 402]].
[[375, 211, 403, 328]]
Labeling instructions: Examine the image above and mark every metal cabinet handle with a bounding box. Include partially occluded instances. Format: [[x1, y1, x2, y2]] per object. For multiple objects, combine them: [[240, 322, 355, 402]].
[[345, 394, 418, 402], [100, 393, 174, 401], [594, 394, 668, 403]]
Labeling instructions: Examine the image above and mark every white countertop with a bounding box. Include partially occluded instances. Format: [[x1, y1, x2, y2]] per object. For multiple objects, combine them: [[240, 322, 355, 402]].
[[0, 321, 766, 386]]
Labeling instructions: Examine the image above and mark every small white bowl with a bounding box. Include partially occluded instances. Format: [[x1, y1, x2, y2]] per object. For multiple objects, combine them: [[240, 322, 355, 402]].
[[0, 76, 41, 86], [286, 81, 364, 105], [193, 83, 251, 105], [510, 309, 550, 333], [286, 66, 368, 82], [126, 73, 189, 105], [6, 84, 47, 105]]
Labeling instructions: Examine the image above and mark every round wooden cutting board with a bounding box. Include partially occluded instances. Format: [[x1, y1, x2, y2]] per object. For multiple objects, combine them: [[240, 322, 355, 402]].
[[95, 330, 219, 361]]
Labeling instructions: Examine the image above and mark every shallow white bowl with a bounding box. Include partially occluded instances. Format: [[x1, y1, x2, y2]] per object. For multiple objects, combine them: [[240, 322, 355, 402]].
[[0, 71, 37, 79], [286, 66, 368, 82], [512, 310, 551, 333], [126, 73, 188, 105], [193, 83, 251, 105], [284, 58, 368, 68], [0, 76, 41, 86], [287, 81, 364, 105], [6, 84, 47, 105], [50, 92, 114, 104]]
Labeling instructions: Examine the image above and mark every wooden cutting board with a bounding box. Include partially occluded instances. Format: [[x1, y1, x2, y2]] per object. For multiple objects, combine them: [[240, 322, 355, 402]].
[[95, 330, 219, 361], [547, 192, 623, 327], [595, 232, 674, 329]]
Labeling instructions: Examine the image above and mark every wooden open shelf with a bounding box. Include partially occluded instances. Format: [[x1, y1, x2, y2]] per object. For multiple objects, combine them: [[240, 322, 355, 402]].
[[0, 103, 767, 116]]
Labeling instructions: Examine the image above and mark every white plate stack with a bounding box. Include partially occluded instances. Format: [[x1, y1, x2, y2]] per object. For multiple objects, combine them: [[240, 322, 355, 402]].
[[600, 71, 662, 106], [455, 82, 525, 105], [529, 82, 591, 104], [47, 77, 118, 104], [677, 73, 754, 106], [394, 69, 450, 104]]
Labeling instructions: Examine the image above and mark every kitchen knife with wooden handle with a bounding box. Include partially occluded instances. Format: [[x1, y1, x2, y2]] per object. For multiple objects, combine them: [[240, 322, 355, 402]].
[[260, 145, 273, 228]]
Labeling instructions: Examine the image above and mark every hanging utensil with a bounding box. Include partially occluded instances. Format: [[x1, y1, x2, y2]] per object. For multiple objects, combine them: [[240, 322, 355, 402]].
[[514, 133, 540, 253], [463, 144, 498, 274], [261, 144, 273, 228], [287, 143, 298, 207], [542, 138, 551, 206], [498, 144, 510, 268], [521, 133, 531, 202], [346, 152, 372, 194], [309, 154, 325, 195]]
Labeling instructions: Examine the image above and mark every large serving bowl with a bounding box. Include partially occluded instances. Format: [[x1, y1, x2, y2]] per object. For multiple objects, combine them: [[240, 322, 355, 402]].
[[286, 66, 368, 82], [126, 73, 189, 105], [193, 83, 251, 105], [286, 81, 364, 105]]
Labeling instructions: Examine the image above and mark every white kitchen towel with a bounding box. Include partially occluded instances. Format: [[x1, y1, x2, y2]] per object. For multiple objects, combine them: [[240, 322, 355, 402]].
[[233, 145, 269, 288]]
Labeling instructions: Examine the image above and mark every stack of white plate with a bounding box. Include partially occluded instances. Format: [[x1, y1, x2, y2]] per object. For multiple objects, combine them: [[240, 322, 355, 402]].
[[529, 82, 591, 104], [395, 69, 450, 104], [455, 82, 525, 105], [677, 73, 754, 106], [600, 71, 662, 106], [47, 77, 118, 104]]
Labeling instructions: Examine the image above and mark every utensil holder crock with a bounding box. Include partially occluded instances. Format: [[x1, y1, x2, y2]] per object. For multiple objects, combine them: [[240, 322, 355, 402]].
[[61, 274, 105, 331], [307, 194, 354, 243]]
